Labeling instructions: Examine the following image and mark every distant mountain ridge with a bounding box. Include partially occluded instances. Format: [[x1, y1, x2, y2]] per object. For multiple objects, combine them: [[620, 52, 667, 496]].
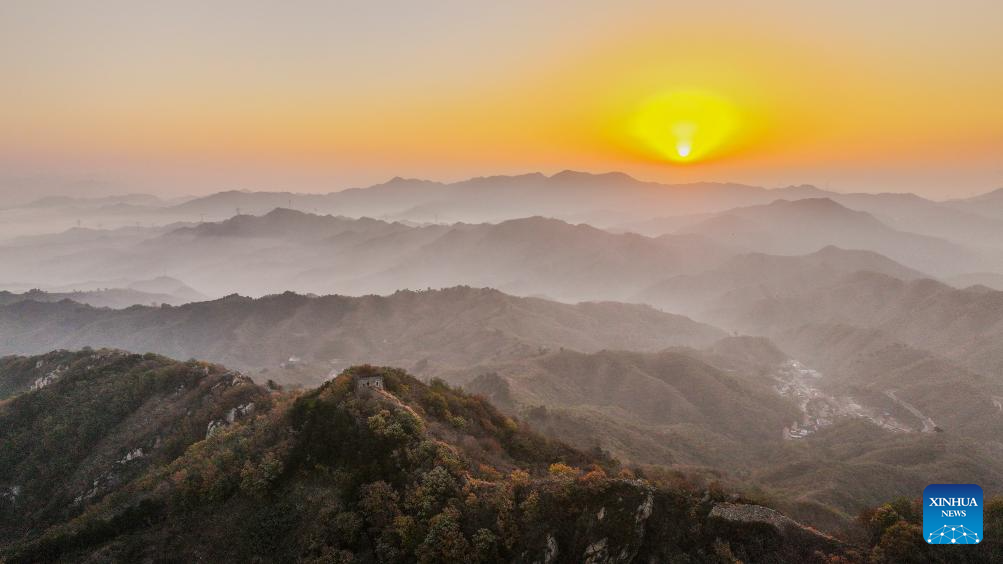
[[710, 270, 1003, 378], [7, 169, 1003, 253], [947, 187, 1003, 221], [157, 171, 1003, 236], [0, 286, 726, 383], [158, 171, 814, 225], [634, 245, 927, 319], [0, 288, 183, 309], [660, 198, 980, 275], [90, 171, 781, 226], [1, 209, 736, 300]]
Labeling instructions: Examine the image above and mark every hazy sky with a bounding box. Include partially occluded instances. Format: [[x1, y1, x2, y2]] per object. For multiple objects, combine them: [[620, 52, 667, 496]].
[[2, 0, 1002, 201]]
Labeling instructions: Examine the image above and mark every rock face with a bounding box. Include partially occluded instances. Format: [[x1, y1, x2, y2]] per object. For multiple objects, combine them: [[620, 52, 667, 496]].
[[710, 501, 800, 530], [708, 502, 849, 558], [29, 365, 65, 391], [582, 537, 608, 563], [118, 448, 144, 464], [543, 534, 558, 563], [531, 481, 658, 564]]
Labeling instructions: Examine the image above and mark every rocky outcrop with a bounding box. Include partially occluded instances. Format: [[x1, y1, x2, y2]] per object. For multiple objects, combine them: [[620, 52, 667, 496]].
[[29, 365, 65, 391], [708, 502, 850, 559], [119, 448, 144, 464], [0, 485, 20, 507], [710, 501, 800, 530]]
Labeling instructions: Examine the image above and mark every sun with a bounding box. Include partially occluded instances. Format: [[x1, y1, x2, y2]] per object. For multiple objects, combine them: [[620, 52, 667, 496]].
[[630, 90, 741, 164]]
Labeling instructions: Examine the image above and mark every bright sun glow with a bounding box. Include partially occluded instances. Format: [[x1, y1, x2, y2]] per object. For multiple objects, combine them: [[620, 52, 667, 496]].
[[631, 90, 741, 164]]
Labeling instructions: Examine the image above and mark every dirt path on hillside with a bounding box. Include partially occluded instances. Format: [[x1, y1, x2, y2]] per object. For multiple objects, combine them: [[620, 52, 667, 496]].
[[884, 389, 937, 432]]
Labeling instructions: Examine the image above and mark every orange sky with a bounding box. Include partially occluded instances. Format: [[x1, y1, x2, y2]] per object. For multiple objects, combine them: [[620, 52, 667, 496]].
[[2, 0, 1002, 200]]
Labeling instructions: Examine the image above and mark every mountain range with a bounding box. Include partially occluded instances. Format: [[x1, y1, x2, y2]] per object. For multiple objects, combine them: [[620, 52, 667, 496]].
[[0, 277, 205, 309], [4, 169, 1003, 560], [4, 170, 1003, 253], [6, 201, 994, 304], [0, 210, 735, 299]]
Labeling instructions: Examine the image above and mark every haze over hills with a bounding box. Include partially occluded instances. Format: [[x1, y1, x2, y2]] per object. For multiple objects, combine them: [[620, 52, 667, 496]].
[[6, 170, 1003, 255], [458, 348, 799, 468], [152, 172, 789, 224], [0, 287, 193, 309], [626, 189, 1003, 252], [634, 245, 927, 319], [0, 171, 762, 240], [947, 187, 1003, 220], [706, 271, 1003, 378], [7, 198, 992, 307], [455, 343, 1003, 530], [8, 193, 168, 210], [0, 276, 205, 305], [945, 271, 1003, 291], [153, 171, 1003, 239], [650, 198, 983, 276], [0, 287, 725, 384], [4, 171, 1002, 297], [771, 323, 1003, 441], [0, 210, 736, 300]]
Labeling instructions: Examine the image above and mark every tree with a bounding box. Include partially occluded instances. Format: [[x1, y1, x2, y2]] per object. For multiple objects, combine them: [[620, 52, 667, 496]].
[[240, 451, 284, 496], [548, 462, 580, 480], [416, 509, 470, 564], [358, 481, 400, 530], [471, 528, 499, 563], [869, 521, 931, 564], [407, 466, 459, 520]]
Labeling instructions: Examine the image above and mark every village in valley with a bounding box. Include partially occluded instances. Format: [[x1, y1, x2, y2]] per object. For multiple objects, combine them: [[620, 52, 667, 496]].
[[774, 359, 918, 439]]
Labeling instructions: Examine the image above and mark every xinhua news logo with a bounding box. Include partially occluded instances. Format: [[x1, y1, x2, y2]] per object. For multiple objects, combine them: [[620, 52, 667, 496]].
[[923, 484, 983, 545]]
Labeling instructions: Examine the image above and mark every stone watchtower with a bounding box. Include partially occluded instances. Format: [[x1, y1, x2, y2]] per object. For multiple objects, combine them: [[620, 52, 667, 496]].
[[356, 375, 384, 393]]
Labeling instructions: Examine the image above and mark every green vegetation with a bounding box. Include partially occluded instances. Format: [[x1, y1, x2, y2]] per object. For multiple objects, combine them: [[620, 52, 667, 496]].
[[0, 349, 270, 546]]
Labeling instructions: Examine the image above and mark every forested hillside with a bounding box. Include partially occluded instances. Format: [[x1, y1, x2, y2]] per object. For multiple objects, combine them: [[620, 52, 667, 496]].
[[1, 351, 855, 563]]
